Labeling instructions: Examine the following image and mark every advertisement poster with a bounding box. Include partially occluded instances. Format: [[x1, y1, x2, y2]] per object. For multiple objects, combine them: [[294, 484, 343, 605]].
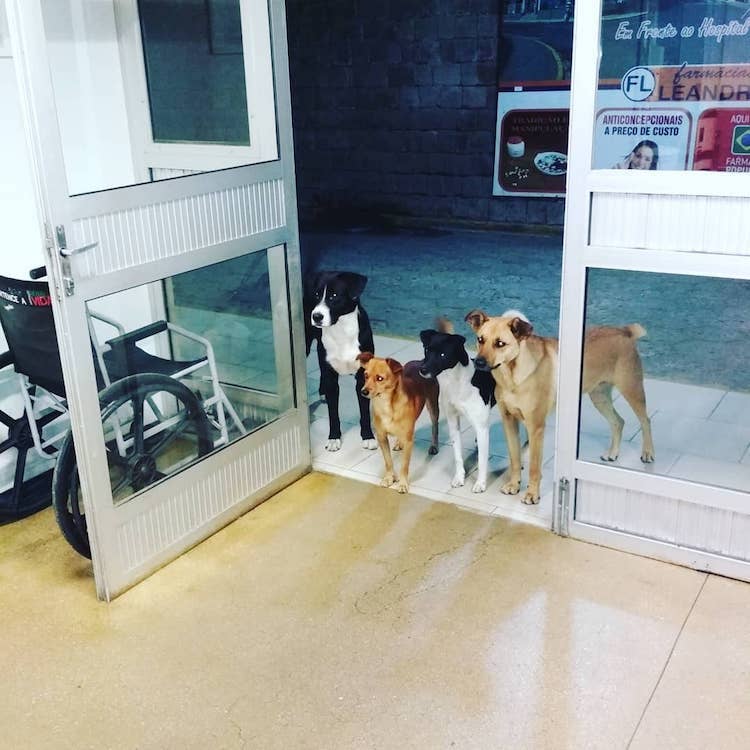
[[493, 0, 750, 195], [592, 107, 692, 170], [494, 90, 570, 196], [493, 1, 575, 197]]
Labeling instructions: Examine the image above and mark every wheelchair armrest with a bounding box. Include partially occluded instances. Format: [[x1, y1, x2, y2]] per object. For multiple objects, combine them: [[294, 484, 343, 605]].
[[106, 321, 169, 349], [88, 309, 126, 337], [0, 350, 14, 370]]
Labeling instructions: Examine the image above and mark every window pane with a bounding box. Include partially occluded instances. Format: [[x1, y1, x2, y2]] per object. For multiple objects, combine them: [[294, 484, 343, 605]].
[[594, 0, 750, 173], [578, 268, 750, 494], [85, 249, 293, 507], [138, 0, 250, 145]]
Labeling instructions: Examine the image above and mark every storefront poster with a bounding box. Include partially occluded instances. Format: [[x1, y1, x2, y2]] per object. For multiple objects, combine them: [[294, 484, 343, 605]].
[[597, 0, 750, 173], [695, 107, 750, 172], [493, 0, 750, 195], [493, 90, 570, 196], [593, 107, 691, 170], [598, 62, 750, 172], [493, 1, 576, 197]]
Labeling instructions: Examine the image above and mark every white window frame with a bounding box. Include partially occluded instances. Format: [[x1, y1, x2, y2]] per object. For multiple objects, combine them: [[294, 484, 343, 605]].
[[114, 0, 277, 181]]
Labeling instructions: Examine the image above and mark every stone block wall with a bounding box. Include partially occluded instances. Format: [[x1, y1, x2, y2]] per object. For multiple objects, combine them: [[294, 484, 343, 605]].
[[286, 0, 565, 230]]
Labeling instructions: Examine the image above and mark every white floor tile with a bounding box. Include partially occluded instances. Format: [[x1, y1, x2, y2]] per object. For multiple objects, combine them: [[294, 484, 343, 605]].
[[667, 453, 750, 494], [643, 379, 726, 419], [577, 432, 679, 474], [649, 412, 750, 463], [710, 390, 750, 426], [310, 421, 374, 467], [373, 334, 413, 358]]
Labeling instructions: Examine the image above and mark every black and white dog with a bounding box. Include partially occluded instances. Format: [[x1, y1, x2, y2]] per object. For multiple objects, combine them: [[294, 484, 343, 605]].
[[306, 271, 376, 452], [418, 322, 495, 492]]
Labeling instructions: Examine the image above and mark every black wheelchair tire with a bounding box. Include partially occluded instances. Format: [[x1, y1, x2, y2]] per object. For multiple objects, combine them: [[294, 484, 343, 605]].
[[52, 373, 213, 559]]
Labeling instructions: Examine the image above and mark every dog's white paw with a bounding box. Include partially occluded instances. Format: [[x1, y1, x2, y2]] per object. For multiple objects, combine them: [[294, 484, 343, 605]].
[[393, 479, 409, 494], [500, 480, 521, 495], [521, 485, 541, 504], [362, 438, 377, 450], [325, 439, 342, 452], [521, 489, 540, 505], [451, 472, 465, 488], [641, 450, 655, 463], [472, 478, 487, 493], [380, 473, 396, 488], [393, 440, 403, 451], [600, 452, 618, 462]]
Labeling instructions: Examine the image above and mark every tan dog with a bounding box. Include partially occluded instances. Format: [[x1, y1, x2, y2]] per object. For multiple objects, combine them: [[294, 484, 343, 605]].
[[358, 352, 439, 494], [465, 310, 655, 505]]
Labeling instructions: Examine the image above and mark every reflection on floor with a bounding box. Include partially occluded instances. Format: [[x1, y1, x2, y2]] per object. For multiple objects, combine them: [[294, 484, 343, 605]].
[[5, 473, 750, 749], [309, 334, 750, 527]]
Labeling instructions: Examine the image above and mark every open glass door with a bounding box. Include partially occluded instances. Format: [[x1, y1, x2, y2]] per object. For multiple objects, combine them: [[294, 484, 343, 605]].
[[8, 0, 309, 599], [556, 1, 750, 580]]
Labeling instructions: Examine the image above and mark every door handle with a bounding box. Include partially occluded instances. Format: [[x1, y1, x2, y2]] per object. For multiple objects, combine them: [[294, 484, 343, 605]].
[[55, 225, 98, 257], [54, 225, 98, 296], [60, 241, 98, 258]]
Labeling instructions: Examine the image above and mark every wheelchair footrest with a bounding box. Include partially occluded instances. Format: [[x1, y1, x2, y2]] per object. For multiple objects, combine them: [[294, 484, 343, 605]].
[[0, 469, 54, 526]]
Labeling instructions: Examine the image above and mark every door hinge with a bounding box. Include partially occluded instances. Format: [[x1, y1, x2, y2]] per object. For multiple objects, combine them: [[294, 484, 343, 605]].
[[43, 221, 54, 252], [555, 476, 571, 536]]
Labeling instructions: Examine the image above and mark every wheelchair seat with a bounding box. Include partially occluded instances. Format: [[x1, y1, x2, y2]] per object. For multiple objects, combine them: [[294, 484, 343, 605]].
[[0, 275, 66, 398], [0, 275, 65, 523]]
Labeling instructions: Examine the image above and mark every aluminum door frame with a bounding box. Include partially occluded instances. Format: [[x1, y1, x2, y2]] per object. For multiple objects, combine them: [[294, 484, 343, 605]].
[[8, 0, 311, 599], [555, 3, 750, 581]]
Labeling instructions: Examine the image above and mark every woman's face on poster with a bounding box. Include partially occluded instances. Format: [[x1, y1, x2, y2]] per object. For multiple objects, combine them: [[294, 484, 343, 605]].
[[631, 145, 655, 170]]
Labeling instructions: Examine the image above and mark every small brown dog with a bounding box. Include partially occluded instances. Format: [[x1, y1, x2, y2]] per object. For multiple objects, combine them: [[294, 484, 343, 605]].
[[466, 310, 655, 505], [358, 352, 439, 494]]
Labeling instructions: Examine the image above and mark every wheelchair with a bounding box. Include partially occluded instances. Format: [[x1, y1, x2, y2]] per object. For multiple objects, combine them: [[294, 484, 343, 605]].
[[0, 268, 246, 557]]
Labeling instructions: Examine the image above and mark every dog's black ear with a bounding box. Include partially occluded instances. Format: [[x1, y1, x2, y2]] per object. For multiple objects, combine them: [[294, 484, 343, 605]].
[[341, 272, 368, 300], [510, 317, 533, 340], [419, 329, 437, 347], [456, 337, 469, 366]]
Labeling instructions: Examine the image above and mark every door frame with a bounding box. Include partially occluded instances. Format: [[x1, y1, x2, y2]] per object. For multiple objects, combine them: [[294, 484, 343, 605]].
[[8, 0, 310, 599], [555, 3, 750, 580]]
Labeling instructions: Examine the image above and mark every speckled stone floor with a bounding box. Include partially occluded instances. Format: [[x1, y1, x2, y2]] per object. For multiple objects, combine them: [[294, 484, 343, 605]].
[[2, 472, 750, 749]]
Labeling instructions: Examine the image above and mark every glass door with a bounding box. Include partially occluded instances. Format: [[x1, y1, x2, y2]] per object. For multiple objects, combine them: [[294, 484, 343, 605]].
[[8, 0, 309, 599], [556, 0, 750, 580]]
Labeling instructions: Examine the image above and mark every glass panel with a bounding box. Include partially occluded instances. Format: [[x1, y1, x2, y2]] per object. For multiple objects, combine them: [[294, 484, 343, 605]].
[[578, 268, 750, 494], [138, 0, 250, 145], [39, 0, 274, 195], [594, 0, 750, 173], [83, 250, 293, 506]]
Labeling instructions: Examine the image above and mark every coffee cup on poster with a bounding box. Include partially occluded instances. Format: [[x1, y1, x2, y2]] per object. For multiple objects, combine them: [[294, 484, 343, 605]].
[[506, 136, 525, 158]]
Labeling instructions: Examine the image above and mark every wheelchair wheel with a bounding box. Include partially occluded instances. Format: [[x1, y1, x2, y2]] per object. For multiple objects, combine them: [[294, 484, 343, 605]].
[[53, 373, 213, 558]]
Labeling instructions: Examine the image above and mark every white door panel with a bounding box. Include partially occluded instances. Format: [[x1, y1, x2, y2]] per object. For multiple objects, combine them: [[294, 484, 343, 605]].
[[9, 0, 309, 599], [557, 1, 750, 581]]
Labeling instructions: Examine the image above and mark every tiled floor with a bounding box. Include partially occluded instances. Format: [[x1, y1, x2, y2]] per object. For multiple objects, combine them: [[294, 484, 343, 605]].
[[309, 334, 750, 527]]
